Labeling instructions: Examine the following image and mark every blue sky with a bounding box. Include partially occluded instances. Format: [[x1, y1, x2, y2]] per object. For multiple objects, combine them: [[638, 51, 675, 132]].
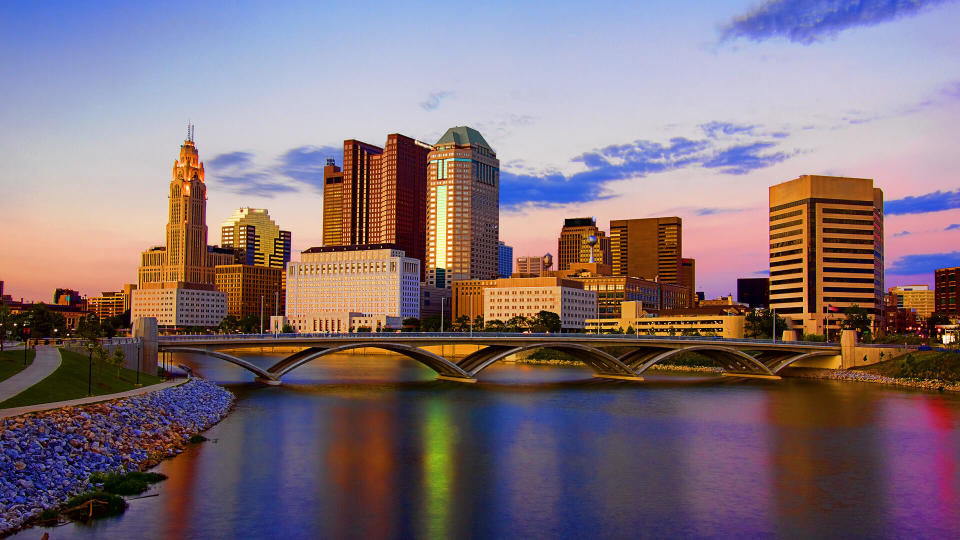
[[2, 0, 960, 300]]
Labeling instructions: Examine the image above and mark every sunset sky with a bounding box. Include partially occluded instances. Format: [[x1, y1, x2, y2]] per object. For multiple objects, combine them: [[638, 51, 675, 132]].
[[2, 0, 960, 302]]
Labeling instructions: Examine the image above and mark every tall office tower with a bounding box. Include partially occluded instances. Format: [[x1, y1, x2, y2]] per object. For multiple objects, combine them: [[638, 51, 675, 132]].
[[498, 241, 513, 277], [221, 208, 292, 269], [426, 126, 500, 288], [609, 217, 682, 283], [935, 267, 958, 318], [557, 218, 611, 271], [768, 175, 884, 336], [322, 159, 344, 245], [321, 135, 431, 272], [680, 257, 696, 305]]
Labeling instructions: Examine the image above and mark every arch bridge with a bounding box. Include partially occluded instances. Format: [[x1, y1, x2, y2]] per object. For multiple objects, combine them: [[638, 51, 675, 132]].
[[157, 334, 845, 385]]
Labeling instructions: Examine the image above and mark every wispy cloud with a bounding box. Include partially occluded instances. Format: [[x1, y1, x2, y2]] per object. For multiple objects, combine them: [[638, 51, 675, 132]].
[[887, 251, 960, 275], [207, 145, 339, 197], [720, 0, 954, 45], [420, 91, 453, 111], [696, 207, 747, 216], [946, 223, 960, 231], [502, 125, 793, 208], [886, 188, 960, 215], [754, 269, 771, 276], [893, 230, 912, 237]]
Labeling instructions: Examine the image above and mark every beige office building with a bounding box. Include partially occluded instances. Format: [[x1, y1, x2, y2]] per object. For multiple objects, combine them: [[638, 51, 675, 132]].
[[769, 175, 883, 336], [425, 126, 500, 288], [89, 284, 137, 322], [610, 217, 682, 283], [557, 218, 610, 271], [516, 255, 550, 277], [888, 285, 935, 319], [220, 208, 291, 269], [483, 280, 597, 330], [130, 287, 227, 328], [586, 302, 745, 338], [285, 245, 420, 332]]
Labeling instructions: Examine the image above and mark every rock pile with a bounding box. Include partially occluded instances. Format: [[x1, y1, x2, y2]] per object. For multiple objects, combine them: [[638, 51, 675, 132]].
[[0, 379, 234, 534]]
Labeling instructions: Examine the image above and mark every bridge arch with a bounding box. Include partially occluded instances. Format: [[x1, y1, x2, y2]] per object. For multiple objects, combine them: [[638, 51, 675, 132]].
[[768, 351, 840, 373], [457, 343, 639, 378], [633, 345, 777, 377], [161, 347, 278, 381], [267, 343, 472, 379]]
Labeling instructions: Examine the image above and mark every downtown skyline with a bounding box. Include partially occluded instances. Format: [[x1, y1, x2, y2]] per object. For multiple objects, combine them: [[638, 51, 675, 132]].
[[3, 0, 960, 302]]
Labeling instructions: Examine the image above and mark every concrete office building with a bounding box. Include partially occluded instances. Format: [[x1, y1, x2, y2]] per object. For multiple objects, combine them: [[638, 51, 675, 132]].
[[516, 254, 551, 277], [426, 127, 500, 287], [130, 287, 227, 328], [480, 278, 597, 330], [498, 241, 513, 277], [935, 267, 959, 318], [89, 284, 137, 322], [221, 208, 291, 269], [610, 217, 682, 284], [768, 175, 884, 336], [285, 245, 420, 332], [215, 264, 285, 320], [557, 218, 611, 271], [586, 301, 746, 338], [887, 285, 935, 319]]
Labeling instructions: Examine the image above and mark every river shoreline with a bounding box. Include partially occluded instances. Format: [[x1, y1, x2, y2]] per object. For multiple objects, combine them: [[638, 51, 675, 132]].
[[0, 378, 234, 536]]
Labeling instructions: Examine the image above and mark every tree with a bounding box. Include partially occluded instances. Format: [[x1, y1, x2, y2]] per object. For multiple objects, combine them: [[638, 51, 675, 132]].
[[745, 309, 789, 339], [485, 319, 506, 332], [111, 347, 126, 379], [0, 306, 11, 351], [218, 315, 240, 334], [281, 324, 295, 334], [625, 325, 635, 335], [238, 314, 260, 334], [530, 311, 561, 333], [78, 313, 102, 343], [421, 314, 442, 332], [472, 315, 484, 332], [402, 317, 420, 331], [840, 304, 872, 338], [926, 312, 951, 339], [507, 315, 528, 333], [356, 326, 372, 333], [23, 304, 67, 338], [453, 315, 470, 332]]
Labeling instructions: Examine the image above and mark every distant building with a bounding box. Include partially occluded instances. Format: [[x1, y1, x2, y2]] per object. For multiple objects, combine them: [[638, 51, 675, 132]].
[[610, 217, 682, 284], [498, 241, 513, 277], [680, 258, 696, 300], [285, 245, 419, 332], [769, 175, 883, 336], [89, 284, 137, 322], [550, 263, 691, 316], [700, 295, 739, 307], [516, 255, 550, 277], [883, 293, 922, 335], [935, 267, 958, 318], [131, 287, 227, 328], [220, 208, 291, 269], [215, 265, 284, 320], [586, 301, 746, 338], [737, 277, 770, 308], [426, 127, 500, 287], [557, 217, 610, 271], [420, 284, 452, 320], [887, 285, 935, 319], [477, 277, 597, 330]]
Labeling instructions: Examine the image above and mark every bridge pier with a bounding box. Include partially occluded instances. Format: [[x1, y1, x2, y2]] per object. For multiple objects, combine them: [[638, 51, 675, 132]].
[[436, 375, 478, 383], [255, 377, 283, 386]]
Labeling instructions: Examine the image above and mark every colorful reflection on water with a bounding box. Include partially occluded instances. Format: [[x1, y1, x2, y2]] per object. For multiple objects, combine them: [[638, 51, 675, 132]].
[[17, 351, 960, 539]]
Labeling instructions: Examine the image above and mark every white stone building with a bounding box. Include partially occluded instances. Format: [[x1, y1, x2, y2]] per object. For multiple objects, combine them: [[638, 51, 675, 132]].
[[285, 245, 420, 333], [131, 286, 227, 328], [483, 283, 596, 330]]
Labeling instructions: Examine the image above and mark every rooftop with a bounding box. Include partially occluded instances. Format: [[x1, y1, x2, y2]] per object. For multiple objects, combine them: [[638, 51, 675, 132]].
[[435, 126, 491, 150]]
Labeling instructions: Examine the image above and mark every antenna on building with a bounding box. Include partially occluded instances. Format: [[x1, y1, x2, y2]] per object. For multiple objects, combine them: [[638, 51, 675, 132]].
[[186, 120, 195, 142]]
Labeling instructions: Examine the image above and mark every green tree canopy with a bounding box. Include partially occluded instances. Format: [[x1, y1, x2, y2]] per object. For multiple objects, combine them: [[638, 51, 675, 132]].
[[745, 309, 790, 339]]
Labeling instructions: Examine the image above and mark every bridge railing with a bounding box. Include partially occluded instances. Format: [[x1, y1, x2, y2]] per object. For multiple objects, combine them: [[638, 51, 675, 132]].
[[157, 332, 844, 347]]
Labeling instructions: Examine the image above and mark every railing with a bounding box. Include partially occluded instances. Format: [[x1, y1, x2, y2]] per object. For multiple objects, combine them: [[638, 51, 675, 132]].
[[157, 332, 845, 348]]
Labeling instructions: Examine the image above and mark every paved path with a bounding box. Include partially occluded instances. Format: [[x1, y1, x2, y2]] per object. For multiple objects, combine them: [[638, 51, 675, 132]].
[[0, 378, 188, 419], [0, 346, 61, 403]]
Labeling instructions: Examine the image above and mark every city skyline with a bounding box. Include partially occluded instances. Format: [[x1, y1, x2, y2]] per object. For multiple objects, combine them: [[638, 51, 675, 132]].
[[3, 1, 960, 301]]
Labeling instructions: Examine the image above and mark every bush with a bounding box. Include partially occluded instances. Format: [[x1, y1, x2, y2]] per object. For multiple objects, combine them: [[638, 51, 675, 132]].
[[91, 470, 168, 496], [63, 491, 127, 520]]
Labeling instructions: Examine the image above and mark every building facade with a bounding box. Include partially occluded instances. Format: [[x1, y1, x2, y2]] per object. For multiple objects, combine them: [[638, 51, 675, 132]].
[[130, 287, 227, 328], [220, 208, 291, 269], [935, 267, 959, 318], [768, 175, 884, 335], [557, 217, 611, 271], [609, 217, 682, 283], [285, 245, 420, 332], [89, 284, 137, 322], [586, 302, 746, 338], [680, 258, 696, 298], [498, 241, 513, 277], [516, 255, 550, 277], [426, 127, 500, 287], [482, 279, 596, 330], [215, 265, 284, 320], [887, 285, 935, 319], [737, 277, 770, 308]]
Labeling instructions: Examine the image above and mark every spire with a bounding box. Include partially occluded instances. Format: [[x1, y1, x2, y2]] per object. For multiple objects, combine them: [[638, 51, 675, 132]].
[[186, 120, 195, 142]]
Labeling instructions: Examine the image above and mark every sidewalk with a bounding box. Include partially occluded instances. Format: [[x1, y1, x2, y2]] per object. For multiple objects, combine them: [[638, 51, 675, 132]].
[[0, 377, 187, 419], [0, 346, 61, 403]]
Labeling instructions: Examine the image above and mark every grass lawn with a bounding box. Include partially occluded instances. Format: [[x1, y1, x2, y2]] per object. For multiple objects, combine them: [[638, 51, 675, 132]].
[[0, 348, 162, 409], [0, 349, 36, 382], [854, 350, 960, 383]]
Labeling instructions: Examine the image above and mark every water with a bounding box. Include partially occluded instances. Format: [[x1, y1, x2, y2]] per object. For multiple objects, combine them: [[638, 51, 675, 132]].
[[17, 351, 960, 539]]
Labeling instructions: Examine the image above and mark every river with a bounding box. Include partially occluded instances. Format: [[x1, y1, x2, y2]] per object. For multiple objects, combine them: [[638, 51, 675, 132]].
[[16, 351, 960, 538]]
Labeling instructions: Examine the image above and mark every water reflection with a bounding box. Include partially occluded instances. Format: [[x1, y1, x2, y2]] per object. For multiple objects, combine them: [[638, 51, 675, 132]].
[[15, 352, 960, 539]]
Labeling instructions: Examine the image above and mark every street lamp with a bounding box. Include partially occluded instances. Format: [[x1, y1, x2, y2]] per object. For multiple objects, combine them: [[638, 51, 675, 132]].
[[260, 294, 264, 335], [22, 321, 30, 365], [85, 341, 95, 396], [440, 297, 445, 333]]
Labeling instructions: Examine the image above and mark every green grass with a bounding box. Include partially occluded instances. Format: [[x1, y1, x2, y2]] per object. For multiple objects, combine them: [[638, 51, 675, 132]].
[[0, 348, 161, 408], [855, 351, 960, 383], [90, 471, 168, 495], [0, 349, 35, 382], [62, 491, 127, 521]]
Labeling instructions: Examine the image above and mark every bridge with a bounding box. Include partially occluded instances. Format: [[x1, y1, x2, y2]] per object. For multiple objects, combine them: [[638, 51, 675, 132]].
[[155, 333, 878, 385]]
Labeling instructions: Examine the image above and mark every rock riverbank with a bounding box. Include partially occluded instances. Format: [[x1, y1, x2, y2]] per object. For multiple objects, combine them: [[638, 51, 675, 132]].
[[783, 367, 960, 393], [0, 378, 234, 535]]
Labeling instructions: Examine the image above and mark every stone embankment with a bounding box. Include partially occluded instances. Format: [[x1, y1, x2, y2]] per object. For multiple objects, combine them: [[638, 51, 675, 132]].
[[509, 358, 723, 373], [785, 368, 960, 392], [0, 379, 234, 535]]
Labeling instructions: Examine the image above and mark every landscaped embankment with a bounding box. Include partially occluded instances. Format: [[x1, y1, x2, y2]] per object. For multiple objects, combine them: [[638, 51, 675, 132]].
[[0, 378, 234, 535]]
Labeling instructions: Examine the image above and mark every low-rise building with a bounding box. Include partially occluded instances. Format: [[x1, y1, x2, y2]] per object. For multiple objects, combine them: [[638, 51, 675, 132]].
[[130, 285, 227, 328], [284, 244, 419, 333], [89, 284, 137, 322], [585, 302, 746, 338], [482, 278, 596, 330], [888, 285, 936, 319], [215, 264, 284, 319]]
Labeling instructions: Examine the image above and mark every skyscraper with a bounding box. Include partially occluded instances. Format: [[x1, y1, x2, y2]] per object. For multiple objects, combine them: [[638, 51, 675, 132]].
[[557, 218, 610, 271], [498, 241, 513, 277], [426, 126, 500, 287], [935, 267, 958, 318], [221, 208, 291, 269], [609, 217, 682, 283], [321, 134, 431, 272], [768, 175, 883, 336]]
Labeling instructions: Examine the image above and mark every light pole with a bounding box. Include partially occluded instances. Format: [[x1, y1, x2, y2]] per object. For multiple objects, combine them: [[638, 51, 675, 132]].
[[274, 291, 279, 336], [23, 322, 30, 365], [86, 341, 94, 396], [260, 294, 264, 335], [771, 307, 776, 344], [441, 297, 445, 333], [136, 337, 141, 386], [470, 297, 473, 337]]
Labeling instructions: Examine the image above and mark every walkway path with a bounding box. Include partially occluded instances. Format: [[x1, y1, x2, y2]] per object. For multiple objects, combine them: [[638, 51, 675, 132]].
[[0, 377, 187, 419], [0, 346, 61, 403]]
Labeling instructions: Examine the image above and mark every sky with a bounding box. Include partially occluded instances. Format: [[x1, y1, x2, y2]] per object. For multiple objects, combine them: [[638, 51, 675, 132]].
[[2, 0, 960, 302]]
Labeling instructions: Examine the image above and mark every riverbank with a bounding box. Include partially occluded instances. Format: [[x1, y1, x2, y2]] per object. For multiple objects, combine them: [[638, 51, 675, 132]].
[[783, 367, 960, 392], [0, 378, 234, 535]]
